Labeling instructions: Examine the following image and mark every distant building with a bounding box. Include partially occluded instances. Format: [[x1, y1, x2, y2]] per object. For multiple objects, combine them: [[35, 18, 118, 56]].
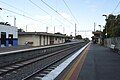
[[0, 24, 18, 47], [18, 32, 68, 46], [92, 31, 102, 44]]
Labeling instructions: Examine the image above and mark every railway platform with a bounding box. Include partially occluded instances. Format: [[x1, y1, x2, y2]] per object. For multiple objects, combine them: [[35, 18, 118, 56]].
[[60, 43, 120, 80], [0, 46, 34, 53]]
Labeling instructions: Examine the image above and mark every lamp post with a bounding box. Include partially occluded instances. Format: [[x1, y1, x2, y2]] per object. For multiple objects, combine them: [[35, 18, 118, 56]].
[[102, 14, 107, 38], [7, 16, 16, 27], [98, 25, 101, 31], [98, 25, 102, 44], [70, 32, 73, 36]]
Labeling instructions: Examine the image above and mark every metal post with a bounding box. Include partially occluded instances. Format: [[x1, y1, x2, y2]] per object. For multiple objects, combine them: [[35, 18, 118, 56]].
[[99, 25, 101, 31], [46, 26, 48, 33], [54, 26, 55, 33], [94, 22, 96, 32], [14, 16, 16, 27], [75, 23, 76, 38], [26, 25, 27, 32], [7, 16, 16, 27], [102, 14, 107, 38], [63, 27, 65, 34]]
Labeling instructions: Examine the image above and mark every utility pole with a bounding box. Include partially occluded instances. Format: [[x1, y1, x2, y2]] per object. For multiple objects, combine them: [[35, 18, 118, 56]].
[[63, 27, 65, 34], [14, 16, 16, 27], [94, 22, 96, 32], [75, 23, 77, 38], [46, 26, 48, 33], [54, 26, 55, 33], [99, 25, 101, 31], [102, 14, 108, 38], [26, 25, 27, 32], [7, 16, 16, 27]]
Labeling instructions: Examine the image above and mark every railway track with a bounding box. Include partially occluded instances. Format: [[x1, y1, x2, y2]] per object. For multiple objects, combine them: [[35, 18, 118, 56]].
[[22, 44, 81, 80], [0, 42, 86, 80]]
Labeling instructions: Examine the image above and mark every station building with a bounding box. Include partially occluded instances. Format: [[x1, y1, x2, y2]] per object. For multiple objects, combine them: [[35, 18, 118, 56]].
[[18, 32, 69, 46], [0, 24, 18, 47], [92, 30, 102, 44]]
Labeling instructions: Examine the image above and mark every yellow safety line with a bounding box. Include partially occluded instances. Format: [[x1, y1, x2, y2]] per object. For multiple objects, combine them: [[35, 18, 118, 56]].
[[63, 44, 90, 80]]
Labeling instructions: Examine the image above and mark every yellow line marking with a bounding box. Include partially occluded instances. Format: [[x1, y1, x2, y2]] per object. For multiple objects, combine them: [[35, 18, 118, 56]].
[[63, 44, 90, 80]]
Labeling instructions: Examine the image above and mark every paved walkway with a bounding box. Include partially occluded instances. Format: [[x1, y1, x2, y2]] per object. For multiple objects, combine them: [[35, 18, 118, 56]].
[[61, 43, 120, 80], [78, 43, 120, 80]]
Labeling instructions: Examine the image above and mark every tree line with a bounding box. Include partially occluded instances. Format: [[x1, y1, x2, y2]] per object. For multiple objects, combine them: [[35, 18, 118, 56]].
[[103, 14, 120, 38], [0, 22, 11, 26]]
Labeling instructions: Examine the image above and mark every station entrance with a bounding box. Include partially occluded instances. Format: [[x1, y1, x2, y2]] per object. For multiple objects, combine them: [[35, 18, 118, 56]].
[[8, 34, 13, 46], [1, 32, 6, 46]]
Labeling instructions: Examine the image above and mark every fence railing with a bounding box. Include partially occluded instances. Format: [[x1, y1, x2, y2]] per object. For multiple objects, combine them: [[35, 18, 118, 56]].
[[105, 37, 120, 50]]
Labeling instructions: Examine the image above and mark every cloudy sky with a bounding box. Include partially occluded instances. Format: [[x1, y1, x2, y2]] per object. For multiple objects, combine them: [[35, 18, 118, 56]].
[[0, 0, 120, 39]]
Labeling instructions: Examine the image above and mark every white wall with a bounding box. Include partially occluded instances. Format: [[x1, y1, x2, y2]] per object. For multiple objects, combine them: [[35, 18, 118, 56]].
[[33, 35, 40, 46], [45, 36, 47, 45], [62, 38, 65, 43], [41, 36, 44, 46], [18, 34, 66, 46], [18, 35, 40, 46], [48, 36, 50, 45], [0, 25, 18, 38], [54, 37, 65, 44], [54, 37, 58, 44]]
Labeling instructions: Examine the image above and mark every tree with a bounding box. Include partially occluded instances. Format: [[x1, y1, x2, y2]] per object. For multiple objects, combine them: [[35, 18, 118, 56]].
[[102, 14, 120, 38], [0, 22, 11, 26], [75, 35, 82, 39], [18, 28, 25, 32]]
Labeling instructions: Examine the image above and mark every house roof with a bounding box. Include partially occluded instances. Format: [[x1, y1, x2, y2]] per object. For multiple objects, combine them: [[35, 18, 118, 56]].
[[18, 32, 68, 38]]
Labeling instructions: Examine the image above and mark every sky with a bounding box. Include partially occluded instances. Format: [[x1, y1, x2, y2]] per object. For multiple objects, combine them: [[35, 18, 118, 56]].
[[0, 0, 120, 39]]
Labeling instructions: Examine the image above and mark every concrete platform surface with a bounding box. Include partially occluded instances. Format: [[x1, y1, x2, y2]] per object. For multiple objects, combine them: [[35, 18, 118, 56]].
[[78, 43, 120, 80], [0, 46, 35, 53]]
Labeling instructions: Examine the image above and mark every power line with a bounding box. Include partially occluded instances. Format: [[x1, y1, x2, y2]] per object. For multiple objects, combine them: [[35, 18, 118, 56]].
[[28, 0, 50, 15], [29, 0, 53, 27], [0, 0, 32, 16], [40, 0, 74, 25], [2, 7, 40, 22], [0, 7, 51, 26], [55, 18, 64, 25], [112, 0, 120, 14], [0, 0, 51, 25], [29, 0, 63, 25], [0, 16, 4, 21], [62, 0, 79, 24], [29, 0, 74, 26], [29, 0, 66, 28]]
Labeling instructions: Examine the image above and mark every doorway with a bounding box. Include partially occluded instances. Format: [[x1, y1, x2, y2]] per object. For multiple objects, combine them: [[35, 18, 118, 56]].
[[8, 34, 13, 46], [1, 32, 6, 46]]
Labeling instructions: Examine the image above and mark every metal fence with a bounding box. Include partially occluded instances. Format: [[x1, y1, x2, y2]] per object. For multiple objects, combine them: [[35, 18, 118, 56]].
[[105, 37, 120, 50]]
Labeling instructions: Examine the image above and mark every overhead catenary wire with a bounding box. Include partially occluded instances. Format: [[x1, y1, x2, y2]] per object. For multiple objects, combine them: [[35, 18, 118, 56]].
[[0, 16, 4, 21], [2, 7, 40, 22], [62, 0, 79, 24], [0, 7, 51, 26], [0, 0, 32, 16], [55, 18, 64, 25], [112, 0, 120, 14], [0, 1, 51, 26], [29, 0, 54, 28], [29, 0, 71, 29], [29, 0, 50, 15], [40, 0, 74, 25]]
